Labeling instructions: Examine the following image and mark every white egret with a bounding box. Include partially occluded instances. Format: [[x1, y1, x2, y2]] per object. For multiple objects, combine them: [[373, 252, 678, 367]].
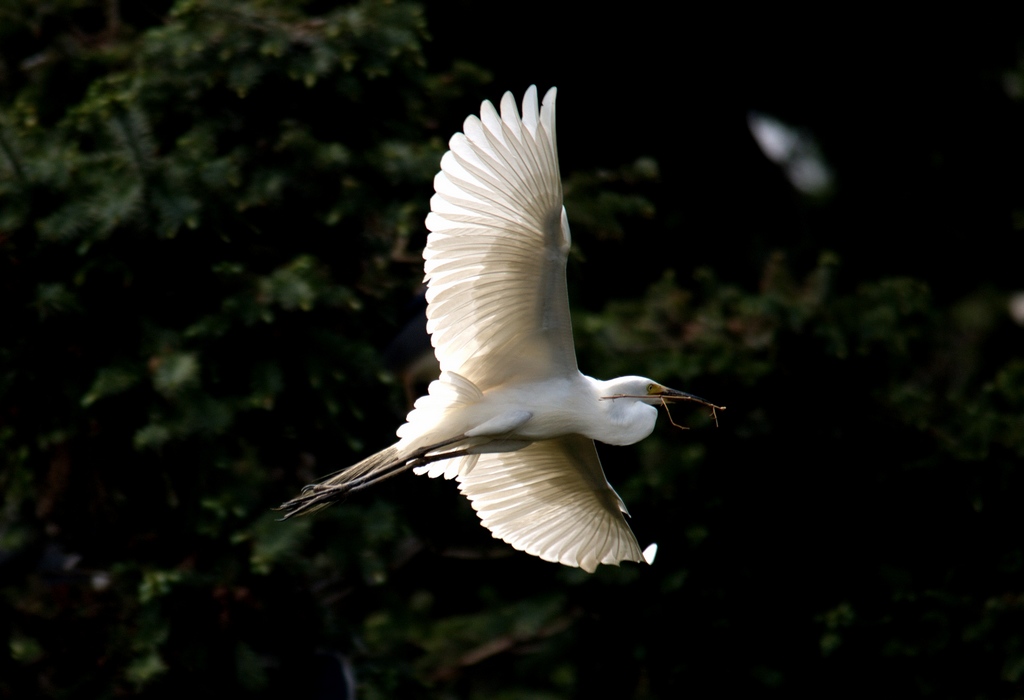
[[279, 86, 723, 572]]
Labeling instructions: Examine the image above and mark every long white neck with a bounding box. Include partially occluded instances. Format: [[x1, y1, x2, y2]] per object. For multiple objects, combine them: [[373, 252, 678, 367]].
[[585, 376, 659, 446]]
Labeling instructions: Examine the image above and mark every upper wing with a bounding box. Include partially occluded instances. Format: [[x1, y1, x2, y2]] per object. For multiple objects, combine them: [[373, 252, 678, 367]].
[[424, 86, 577, 391], [456, 434, 645, 572]]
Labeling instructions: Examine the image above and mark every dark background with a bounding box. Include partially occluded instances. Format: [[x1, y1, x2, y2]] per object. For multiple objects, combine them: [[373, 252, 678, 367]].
[[425, 10, 1024, 294], [1, 2, 1022, 698]]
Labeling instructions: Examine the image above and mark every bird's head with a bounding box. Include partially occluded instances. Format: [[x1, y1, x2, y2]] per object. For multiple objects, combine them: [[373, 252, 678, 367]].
[[597, 376, 726, 432]]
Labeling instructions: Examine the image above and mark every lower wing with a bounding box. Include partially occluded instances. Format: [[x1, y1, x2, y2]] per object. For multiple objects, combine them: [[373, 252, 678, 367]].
[[456, 434, 645, 572]]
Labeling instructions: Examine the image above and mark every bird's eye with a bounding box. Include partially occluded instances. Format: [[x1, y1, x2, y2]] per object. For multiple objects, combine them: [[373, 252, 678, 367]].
[[646, 383, 657, 394]]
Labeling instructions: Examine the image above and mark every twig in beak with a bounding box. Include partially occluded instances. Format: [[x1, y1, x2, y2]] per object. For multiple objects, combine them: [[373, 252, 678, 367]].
[[601, 393, 726, 431], [661, 395, 690, 430]]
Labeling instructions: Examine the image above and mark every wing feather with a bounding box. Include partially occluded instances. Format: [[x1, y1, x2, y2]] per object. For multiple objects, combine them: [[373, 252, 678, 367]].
[[425, 86, 576, 390], [457, 435, 645, 572]]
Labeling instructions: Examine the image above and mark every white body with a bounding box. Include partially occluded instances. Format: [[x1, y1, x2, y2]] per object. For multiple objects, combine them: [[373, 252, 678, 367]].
[[399, 374, 660, 452]]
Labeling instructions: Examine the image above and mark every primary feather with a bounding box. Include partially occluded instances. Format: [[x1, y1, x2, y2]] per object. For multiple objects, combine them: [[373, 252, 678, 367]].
[[424, 86, 576, 389]]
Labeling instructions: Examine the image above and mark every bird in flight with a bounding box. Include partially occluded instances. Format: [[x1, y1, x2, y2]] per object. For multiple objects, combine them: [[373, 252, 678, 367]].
[[278, 86, 722, 572]]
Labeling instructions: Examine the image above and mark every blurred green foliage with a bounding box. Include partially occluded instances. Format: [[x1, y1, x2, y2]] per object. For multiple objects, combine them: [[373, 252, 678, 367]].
[[1, 1, 1023, 698]]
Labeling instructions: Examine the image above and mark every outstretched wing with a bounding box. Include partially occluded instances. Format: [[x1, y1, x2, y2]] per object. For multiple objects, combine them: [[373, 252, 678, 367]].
[[457, 434, 645, 572], [424, 86, 577, 391]]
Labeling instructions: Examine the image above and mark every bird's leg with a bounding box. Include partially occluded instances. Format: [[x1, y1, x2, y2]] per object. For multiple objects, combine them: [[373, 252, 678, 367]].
[[298, 436, 468, 496], [277, 436, 479, 519], [339, 445, 478, 494], [277, 457, 418, 519]]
